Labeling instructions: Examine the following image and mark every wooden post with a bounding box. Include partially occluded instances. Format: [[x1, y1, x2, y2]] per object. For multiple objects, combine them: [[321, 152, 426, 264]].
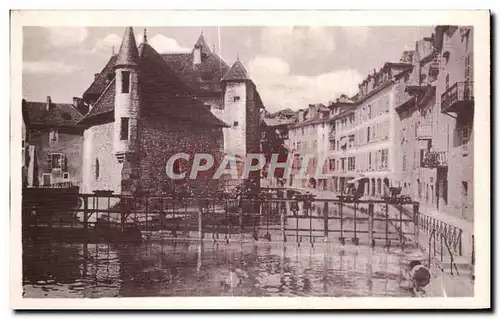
[[281, 202, 286, 242], [368, 203, 374, 248], [323, 202, 329, 243], [83, 195, 89, 230], [239, 206, 244, 242], [198, 206, 204, 240], [413, 203, 419, 247]]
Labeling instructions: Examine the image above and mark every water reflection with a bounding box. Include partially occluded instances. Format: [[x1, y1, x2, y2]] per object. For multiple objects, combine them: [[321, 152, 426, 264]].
[[23, 239, 428, 298]]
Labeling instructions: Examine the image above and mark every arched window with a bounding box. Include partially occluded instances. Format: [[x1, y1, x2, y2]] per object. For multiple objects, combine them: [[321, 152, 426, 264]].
[[95, 158, 100, 180]]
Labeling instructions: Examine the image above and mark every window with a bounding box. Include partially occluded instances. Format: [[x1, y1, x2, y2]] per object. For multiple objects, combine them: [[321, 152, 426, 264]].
[[348, 134, 355, 148], [233, 121, 239, 127], [312, 140, 318, 149], [348, 157, 356, 171], [233, 96, 240, 102], [95, 158, 100, 180], [402, 154, 407, 172], [301, 128, 304, 136], [445, 73, 450, 91], [340, 158, 345, 172], [367, 127, 371, 142], [462, 181, 468, 198], [368, 152, 372, 170], [121, 71, 130, 93], [63, 172, 70, 180], [120, 117, 129, 140], [49, 129, 58, 143], [42, 173, 52, 186], [49, 153, 63, 170], [368, 105, 372, 119], [420, 149, 426, 167], [381, 149, 388, 169], [329, 140, 335, 151]]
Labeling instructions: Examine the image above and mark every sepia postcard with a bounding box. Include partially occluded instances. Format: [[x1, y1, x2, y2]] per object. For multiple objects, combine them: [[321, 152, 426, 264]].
[[10, 10, 491, 309]]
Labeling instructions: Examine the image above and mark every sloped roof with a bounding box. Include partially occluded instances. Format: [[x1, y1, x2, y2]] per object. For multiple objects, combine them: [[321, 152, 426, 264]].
[[78, 42, 228, 128], [262, 117, 294, 127], [81, 79, 116, 120], [22, 100, 85, 128], [115, 27, 140, 68], [160, 52, 229, 94], [222, 60, 250, 81], [82, 54, 117, 101]]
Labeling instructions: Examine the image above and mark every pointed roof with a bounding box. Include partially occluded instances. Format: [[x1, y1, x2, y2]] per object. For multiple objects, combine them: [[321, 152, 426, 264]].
[[78, 40, 229, 128], [115, 27, 139, 68], [194, 31, 211, 53], [221, 59, 250, 82]]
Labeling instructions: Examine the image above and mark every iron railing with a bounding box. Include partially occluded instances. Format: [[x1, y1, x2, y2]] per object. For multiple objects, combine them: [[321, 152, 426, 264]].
[[441, 81, 474, 113], [30, 180, 81, 189], [22, 192, 421, 248], [417, 125, 432, 140]]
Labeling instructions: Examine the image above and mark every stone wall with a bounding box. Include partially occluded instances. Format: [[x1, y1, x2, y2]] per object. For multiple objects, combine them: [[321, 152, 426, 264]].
[[81, 122, 122, 194], [137, 117, 224, 196]]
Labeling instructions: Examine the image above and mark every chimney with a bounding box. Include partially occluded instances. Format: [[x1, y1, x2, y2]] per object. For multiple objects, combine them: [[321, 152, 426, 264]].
[[73, 97, 80, 108], [298, 109, 304, 123], [193, 45, 202, 66], [94, 73, 99, 81], [46, 96, 52, 111]]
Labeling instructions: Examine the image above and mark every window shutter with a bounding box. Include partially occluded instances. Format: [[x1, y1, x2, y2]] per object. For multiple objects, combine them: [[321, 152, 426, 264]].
[[63, 155, 68, 171], [47, 153, 52, 169]]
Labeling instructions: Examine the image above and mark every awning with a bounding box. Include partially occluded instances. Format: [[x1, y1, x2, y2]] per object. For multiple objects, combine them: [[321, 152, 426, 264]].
[[346, 176, 369, 184]]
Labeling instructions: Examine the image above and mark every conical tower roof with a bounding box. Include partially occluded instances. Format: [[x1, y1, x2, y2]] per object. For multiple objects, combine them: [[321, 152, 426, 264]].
[[194, 31, 211, 53], [115, 27, 139, 68], [221, 59, 250, 82]]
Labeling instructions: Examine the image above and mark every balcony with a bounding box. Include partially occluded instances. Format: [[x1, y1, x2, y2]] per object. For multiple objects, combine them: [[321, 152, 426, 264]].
[[429, 61, 439, 77], [417, 125, 432, 140], [422, 151, 448, 168], [441, 81, 474, 114]]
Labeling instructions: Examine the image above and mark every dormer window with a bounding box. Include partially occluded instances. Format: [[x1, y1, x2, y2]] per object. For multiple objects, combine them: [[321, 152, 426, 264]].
[[121, 71, 130, 93], [49, 129, 59, 143]]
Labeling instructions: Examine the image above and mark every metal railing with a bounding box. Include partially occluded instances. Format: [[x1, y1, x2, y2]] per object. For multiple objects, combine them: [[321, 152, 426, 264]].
[[22, 192, 421, 248], [417, 125, 432, 139], [441, 81, 474, 112], [423, 151, 448, 168], [427, 229, 461, 276], [30, 180, 81, 189], [418, 211, 463, 256]]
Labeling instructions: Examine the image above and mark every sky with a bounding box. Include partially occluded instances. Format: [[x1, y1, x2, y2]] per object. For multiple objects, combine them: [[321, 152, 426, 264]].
[[22, 26, 434, 112]]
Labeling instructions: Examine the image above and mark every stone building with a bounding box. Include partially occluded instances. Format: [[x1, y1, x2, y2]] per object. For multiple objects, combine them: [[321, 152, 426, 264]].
[[22, 96, 88, 187], [260, 113, 295, 187], [322, 62, 413, 198], [393, 35, 440, 208], [78, 26, 263, 196], [78, 27, 228, 196], [436, 26, 474, 222], [326, 95, 357, 193], [287, 103, 330, 189], [393, 26, 474, 223]]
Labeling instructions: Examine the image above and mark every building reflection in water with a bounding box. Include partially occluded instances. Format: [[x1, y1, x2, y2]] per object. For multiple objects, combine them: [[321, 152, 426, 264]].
[[23, 239, 416, 298]]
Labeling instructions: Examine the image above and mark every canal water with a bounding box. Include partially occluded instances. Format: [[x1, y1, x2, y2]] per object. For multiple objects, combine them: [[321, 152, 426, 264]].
[[22, 240, 429, 298]]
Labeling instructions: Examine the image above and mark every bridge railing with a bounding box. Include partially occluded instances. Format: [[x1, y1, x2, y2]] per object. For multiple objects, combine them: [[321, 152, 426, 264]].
[[22, 192, 423, 247]]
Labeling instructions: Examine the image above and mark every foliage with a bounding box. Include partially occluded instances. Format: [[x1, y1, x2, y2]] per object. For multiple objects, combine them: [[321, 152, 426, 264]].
[[423, 151, 440, 168]]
